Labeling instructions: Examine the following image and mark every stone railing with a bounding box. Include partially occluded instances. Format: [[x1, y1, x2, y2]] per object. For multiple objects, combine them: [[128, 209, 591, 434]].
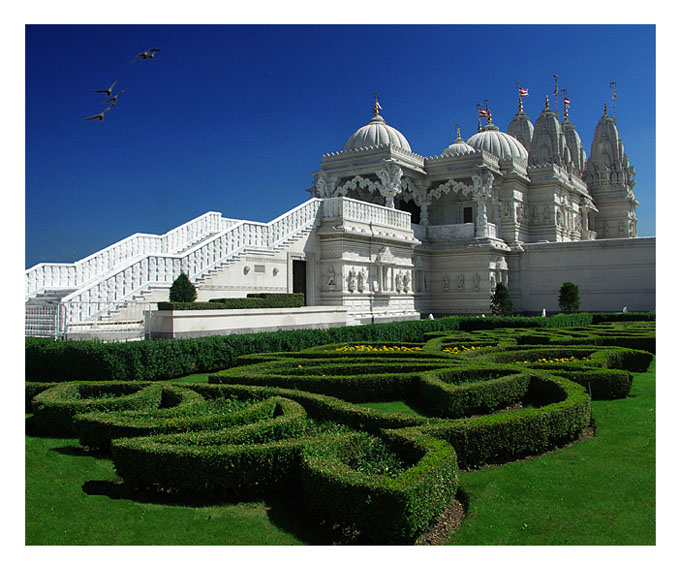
[[322, 197, 412, 230], [26, 211, 235, 299], [58, 199, 323, 324]]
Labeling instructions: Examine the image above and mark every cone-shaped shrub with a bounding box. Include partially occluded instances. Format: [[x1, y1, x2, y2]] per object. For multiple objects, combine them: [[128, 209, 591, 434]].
[[169, 272, 197, 303]]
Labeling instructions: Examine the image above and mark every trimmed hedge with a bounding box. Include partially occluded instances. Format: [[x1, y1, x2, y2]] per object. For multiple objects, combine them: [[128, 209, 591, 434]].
[[300, 430, 458, 543], [31, 382, 165, 436], [161, 293, 305, 311], [419, 373, 592, 468], [419, 369, 531, 417], [110, 397, 310, 496], [25, 313, 595, 382]]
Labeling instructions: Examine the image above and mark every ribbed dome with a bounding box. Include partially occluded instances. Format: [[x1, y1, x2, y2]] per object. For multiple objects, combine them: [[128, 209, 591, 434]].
[[343, 114, 411, 152], [466, 123, 529, 161], [441, 130, 476, 157]]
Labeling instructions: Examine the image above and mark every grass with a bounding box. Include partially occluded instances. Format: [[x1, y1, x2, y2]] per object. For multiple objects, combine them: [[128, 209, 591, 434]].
[[25, 431, 307, 545], [25, 359, 656, 545], [447, 358, 656, 545]]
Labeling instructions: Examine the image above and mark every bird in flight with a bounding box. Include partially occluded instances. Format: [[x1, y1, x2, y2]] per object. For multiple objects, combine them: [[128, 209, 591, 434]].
[[102, 88, 127, 106], [92, 78, 119, 97], [132, 48, 161, 63], [84, 104, 114, 122]]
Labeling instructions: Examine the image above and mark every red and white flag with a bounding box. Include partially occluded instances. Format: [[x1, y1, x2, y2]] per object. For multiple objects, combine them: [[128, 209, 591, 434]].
[[478, 108, 489, 118], [612, 90, 617, 100], [518, 87, 529, 97], [564, 97, 571, 107]]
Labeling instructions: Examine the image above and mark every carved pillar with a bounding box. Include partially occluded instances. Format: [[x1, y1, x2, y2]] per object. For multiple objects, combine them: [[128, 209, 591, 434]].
[[377, 161, 403, 209]]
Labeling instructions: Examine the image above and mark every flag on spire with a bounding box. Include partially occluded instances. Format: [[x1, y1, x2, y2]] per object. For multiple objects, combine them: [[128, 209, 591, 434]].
[[519, 87, 529, 97], [564, 96, 571, 107], [478, 107, 489, 118]]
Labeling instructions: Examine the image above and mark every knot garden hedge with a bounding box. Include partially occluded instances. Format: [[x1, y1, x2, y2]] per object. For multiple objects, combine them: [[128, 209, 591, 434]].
[[27, 319, 654, 543]]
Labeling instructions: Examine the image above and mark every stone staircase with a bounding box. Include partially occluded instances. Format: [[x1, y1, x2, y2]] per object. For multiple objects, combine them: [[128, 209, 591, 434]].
[[25, 289, 76, 338]]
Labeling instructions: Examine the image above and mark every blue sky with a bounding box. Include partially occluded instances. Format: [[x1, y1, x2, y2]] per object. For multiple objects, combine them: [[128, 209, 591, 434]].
[[24, 22, 656, 268]]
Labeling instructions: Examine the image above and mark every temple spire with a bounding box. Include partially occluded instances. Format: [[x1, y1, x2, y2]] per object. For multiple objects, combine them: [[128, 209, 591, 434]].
[[552, 74, 560, 114]]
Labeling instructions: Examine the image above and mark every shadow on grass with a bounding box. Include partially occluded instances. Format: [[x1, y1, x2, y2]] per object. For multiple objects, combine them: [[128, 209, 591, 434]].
[[80, 479, 370, 545]]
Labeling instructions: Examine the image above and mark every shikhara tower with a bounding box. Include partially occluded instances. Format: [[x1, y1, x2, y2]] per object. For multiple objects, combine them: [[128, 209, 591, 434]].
[[26, 90, 654, 339]]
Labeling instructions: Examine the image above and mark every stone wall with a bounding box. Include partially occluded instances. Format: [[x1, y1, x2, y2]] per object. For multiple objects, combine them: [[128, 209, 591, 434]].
[[510, 237, 656, 313]]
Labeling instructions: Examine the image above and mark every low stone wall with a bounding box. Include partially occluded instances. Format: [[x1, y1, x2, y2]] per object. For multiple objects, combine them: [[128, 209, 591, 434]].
[[146, 305, 349, 339]]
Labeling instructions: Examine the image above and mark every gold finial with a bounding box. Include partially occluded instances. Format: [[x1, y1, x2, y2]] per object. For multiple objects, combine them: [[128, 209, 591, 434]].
[[604, 102, 608, 116], [484, 99, 491, 124], [456, 123, 461, 139], [545, 95, 550, 109], [476, 104, 482, 132], [373, 93, 382, 117]]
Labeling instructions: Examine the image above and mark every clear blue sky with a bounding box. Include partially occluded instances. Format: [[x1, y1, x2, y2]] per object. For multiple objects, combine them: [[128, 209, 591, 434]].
[[24, 23, 656, 268]]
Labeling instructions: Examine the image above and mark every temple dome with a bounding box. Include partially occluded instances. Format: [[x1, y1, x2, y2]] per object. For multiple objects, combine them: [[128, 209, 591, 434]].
[[343, 114, 411, 152], [441, 128, 476, 157], [466, 123, 529, 161]]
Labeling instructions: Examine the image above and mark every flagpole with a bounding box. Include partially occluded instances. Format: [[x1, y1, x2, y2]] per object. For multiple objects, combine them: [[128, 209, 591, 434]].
[[609, 82, 617, 122], [553, 75, 559, 114], [517, 81, 523, 112], [560, 89, 568, 121]]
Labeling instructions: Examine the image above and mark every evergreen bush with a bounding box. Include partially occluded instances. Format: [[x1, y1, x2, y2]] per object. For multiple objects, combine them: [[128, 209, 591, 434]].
[[490, 282, 513, 316], [559, 282, 580, 314], [169, 272, 197, 303]]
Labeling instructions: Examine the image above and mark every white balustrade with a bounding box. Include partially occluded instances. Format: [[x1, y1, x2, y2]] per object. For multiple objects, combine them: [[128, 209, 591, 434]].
[[55, 199, 323, 324], [26, 211, 229, 298], [321, 197, 411, 230]]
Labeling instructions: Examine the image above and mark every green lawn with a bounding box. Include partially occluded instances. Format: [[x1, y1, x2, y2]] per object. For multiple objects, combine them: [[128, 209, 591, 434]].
[[25, 360, 655, 545], [447, 358, 656, 545]]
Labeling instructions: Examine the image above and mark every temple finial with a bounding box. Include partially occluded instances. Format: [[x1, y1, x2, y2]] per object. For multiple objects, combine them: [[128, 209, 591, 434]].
[[545, 94, 550, 110], [373, 93, 382, 117], [456, 123, 461, 139], [604, 102, 608, 116]]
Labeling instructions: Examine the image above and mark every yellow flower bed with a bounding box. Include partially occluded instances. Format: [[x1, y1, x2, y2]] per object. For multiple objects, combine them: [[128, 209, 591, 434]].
[[515, 356, 586, 365], [442, 345, 493, 355], [331, 345, 423, 352]]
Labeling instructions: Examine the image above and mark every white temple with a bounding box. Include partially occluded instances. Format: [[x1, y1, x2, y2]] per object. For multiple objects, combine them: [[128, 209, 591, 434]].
[[25, 93, 655, 340]]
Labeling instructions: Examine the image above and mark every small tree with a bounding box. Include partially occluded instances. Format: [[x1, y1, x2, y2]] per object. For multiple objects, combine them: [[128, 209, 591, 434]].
[[558, 282, 580, 313], [490, 282, 513, 316], [169, 272, 197, 303]]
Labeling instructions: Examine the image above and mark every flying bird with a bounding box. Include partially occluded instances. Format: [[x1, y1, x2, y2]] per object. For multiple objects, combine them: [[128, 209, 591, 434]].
[[132, 48, 160, 63], [102, 88, 127, 106], [92, 78, 118, 97], [84, 104, 114, 122]]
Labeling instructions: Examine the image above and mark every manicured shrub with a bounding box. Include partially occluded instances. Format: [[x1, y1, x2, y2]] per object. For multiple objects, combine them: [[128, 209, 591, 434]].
[[110, 397, 310, 496], [490, 282, 513, 316], [300, 430, 458, 543], [559, 282, 580, 314], [169, 272, 197, 303], [31, 382, 165, 436]]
